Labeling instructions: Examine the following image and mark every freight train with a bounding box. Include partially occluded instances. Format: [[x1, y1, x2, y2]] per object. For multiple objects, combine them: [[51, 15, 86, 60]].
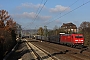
[[34, 33, 84, 47]]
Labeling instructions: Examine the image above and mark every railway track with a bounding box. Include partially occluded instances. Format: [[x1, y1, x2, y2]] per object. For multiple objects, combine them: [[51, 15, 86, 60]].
[[27, 39, 90, 60], [4, 38, 90, 60], [25, 39, 60, 60]]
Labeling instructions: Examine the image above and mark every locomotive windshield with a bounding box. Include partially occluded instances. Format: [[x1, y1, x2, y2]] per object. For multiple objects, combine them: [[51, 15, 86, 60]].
[[75, 36, 83, 38]]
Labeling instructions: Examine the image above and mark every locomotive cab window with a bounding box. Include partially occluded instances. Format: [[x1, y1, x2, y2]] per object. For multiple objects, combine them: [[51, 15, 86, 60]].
[[75, 36, 83, 38]]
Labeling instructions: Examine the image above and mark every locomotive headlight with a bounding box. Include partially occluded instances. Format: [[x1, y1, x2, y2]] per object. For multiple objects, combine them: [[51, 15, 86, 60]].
[[75, 40, 78, 41], [80, 40, 83, 41]]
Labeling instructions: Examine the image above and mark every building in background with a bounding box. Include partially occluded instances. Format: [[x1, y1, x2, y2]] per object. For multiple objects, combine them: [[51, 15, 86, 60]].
[[61, 22, 77, 33]]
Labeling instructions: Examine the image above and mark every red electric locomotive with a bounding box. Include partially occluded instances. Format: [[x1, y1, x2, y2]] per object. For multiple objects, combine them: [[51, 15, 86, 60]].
[[60, 33, 84, 47], [35, 33, 84, 47]]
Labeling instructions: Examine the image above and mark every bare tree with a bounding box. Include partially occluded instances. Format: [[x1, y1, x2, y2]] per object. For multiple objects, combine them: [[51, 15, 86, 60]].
[[38, 27, 44, 36], [0, 10, 17, 58], [0, 10, 16, 31], [78, 21, 90, 46]]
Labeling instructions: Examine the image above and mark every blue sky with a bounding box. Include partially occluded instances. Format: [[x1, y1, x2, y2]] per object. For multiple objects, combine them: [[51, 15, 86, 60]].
[[0, 0, 90, 29]]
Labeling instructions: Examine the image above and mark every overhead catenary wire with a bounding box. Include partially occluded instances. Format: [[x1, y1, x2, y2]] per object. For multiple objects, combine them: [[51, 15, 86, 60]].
[[31, 0, 48, 27], [35, 0, 44, 16], [22, 0, 90, 30], [31, 0, 45, 24], [22, 0, 43, 29], [46, 0, 79, 22], [43, 0, 90, 26], [34, 0, 48, 20], [35, 0, 80, 27], [23, 0, 48, 30]]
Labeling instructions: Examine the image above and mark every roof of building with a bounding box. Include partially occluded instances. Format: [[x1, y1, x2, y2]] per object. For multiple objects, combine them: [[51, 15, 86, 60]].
[[61, 22, 77, 29]]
